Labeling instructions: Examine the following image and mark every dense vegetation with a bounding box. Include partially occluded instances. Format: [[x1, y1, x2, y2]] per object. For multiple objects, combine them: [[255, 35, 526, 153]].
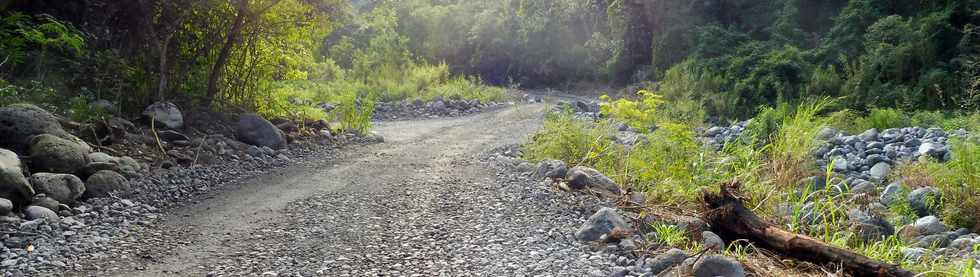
[[378, 0, 979, 116], [0, 0, 504, 132]]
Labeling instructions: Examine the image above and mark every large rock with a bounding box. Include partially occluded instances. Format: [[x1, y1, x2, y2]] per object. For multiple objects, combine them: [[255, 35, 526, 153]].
[[534, 160, 567, 180], [237, 113, 286, 149], [0, 104, 70, 153], [142, 101, 183, 129], [0, 148, 34, 207], [693, 255, 746, 277], [28, 134, 90, 174], [565, 166, 622, 195], [83, 170, 130, 198], [28, 173, 85, 204], [575, 207, 631, 241]]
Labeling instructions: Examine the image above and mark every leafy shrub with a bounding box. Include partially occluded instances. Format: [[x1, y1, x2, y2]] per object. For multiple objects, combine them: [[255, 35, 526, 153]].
[[523, 110, 618, 168], [599, 90, 662, 130]]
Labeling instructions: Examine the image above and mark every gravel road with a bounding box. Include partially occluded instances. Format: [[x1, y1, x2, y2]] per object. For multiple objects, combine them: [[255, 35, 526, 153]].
[[62, 103, 624, 276]]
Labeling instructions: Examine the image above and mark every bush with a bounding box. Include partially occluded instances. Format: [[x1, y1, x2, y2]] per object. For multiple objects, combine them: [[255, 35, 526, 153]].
[[856, 108, 910, 130]]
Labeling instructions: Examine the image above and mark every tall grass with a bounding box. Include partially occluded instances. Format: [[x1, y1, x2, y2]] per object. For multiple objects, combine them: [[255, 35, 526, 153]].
[[768, 98, 834, 188]]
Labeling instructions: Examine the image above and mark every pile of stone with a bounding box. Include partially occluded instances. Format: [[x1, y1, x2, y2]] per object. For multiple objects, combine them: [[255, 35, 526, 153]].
[[695, 121, 750, 150], [373, 98, 499, 120], [0, 104, 146, 224], [813, 127, 965, 186]]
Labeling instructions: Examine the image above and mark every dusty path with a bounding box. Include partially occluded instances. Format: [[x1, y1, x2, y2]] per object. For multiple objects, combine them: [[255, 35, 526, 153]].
[[67, 103, 621, 276]]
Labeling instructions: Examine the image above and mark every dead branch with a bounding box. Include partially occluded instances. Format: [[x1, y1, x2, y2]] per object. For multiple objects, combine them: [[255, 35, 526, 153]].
[[701, 182, 914, 277]]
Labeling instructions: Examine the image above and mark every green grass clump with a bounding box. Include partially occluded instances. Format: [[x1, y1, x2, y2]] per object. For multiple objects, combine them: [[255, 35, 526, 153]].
[[856, 107, 910, 130], [523, 110, 619, 169]]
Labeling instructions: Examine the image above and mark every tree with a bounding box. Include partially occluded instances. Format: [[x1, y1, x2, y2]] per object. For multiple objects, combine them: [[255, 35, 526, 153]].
[[205, 0, 285, 107]]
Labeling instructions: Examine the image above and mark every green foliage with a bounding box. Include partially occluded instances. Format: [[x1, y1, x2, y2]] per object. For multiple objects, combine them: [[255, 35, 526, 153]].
[[651, 223, 688, 248], [523, 110, 618, 168], [332, 81, 376, 135], [66, 96, 107, 123], [856, 108, 911, 130], [599, 90, 663, 130], [0, 12, 85, 68]]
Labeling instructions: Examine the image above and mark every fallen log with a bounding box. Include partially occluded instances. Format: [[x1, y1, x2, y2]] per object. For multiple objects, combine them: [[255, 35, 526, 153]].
[[702, 182, 914, 277]]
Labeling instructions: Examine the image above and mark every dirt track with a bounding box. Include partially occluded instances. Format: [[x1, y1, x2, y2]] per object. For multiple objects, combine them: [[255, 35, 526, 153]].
[[62, 102, 625, 276]]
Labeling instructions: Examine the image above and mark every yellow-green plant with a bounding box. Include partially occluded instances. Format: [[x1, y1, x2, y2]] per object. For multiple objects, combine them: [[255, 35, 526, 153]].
[[599, 90, 663, 130]]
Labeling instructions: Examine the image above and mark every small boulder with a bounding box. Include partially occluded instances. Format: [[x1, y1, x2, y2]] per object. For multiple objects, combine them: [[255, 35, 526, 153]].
[[575, 207, 631, 242], [701, 231, 725, 251], [28, 134, 90, 174], [647, 248, 688, 274], [859, 128, 880, 141], [23, 205, 59, 222], [869, 162, 891, 181], [880, 182, 904, 206], [913, 216, 946, 236], [565, 166, 622, 195], [0, 148, 34, 207], [28, 173, 85, 204], [901, 247, 928, 262], [0, 104, 70, 153], [534, 159, 567, 180], [142, 101, 183, 129], [83, 170, 130, 198], [0, 197, 11, 215], [692, 255, 746, 277], [907, 187, 941, 216], [237, 113, 287, 149], [31, 194, 61, 211], [848, 208, 894, 242]]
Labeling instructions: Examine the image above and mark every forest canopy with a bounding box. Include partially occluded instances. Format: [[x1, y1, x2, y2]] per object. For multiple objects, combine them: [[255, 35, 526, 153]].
[[1, 0, 978, 122]]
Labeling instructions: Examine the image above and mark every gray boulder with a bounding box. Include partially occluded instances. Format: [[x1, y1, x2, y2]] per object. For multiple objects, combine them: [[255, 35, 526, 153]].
[[23, 205, 59, 222], [693, 255, 746, 277], [869, 162, 891, 180], [29, 134, 90, 174], [0, 197, 11, 215], [901, 247, 928, 261], [702, 231, 725, 251], [647, 248, 688, 274], [31, 194, 61, 211], [565, 166, 622, 195], [28, 173, 85, 204], [83, 170, 130, 198], [907, 187, 941, 216], [237, 113, 286, 149], [0, 104, 70, 153], [859, 128, 880, 141], [534, 159, 567, 180], [917, 143, 947, 160], [575, 207, 631, 241], [913, 216, 946, 236], [848, 208, 894, 242], [142, 101, 183, 129], [0, 148, 34, 207], [880, 182, 904, 206]]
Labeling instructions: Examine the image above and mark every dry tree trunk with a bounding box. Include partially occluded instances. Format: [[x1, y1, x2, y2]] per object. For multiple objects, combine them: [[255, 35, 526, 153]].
[[701, 182, 914, 277]]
